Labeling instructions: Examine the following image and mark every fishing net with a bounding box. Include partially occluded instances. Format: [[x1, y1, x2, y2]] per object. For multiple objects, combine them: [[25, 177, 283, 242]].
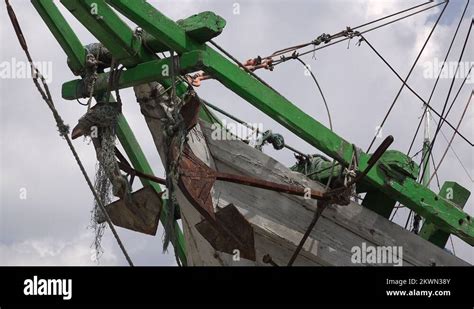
[[81, 104, 122, 263]]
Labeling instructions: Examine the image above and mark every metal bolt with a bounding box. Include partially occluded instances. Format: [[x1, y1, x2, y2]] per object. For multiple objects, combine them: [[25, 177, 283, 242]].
[[262, 254, 279, 266]]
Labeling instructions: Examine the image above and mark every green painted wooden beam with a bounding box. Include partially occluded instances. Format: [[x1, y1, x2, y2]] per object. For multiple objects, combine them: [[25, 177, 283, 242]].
[[177, 11, 226, 43], [105, 0, 474, 245], [31, 0, 86, 75], [420, 181, 471, 248], [361, 149, 418, 219], [62, 51, 206, 99], [33, 0, 188, 265], [61, 0, 154, 66], [139, 12, 225, 52]]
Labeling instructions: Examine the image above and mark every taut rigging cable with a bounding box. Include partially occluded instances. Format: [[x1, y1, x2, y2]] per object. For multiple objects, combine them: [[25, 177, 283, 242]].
[[363, 0, 448, 153], [407, 0, 471, 156], [270, 1, 446, 67]]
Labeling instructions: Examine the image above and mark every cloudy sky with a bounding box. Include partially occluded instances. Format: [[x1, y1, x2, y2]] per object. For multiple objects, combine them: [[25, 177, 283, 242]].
[[0, 0, 472, 266]]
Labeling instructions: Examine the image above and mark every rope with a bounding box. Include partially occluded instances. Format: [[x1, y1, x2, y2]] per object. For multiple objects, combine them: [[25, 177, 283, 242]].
[[85, 54, 99, 112], [364, 1, 448, 153], [5, 0, 134, 266], [410, 147, 425, 159], [407, 0, 471, 155], [161, 50, 185, 267], [209, 39, 290, 102]]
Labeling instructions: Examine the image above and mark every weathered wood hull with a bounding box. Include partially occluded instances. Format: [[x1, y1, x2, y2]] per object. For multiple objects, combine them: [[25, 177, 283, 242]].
[[133, 82, 468, 266], [201, 124, 468, 266]]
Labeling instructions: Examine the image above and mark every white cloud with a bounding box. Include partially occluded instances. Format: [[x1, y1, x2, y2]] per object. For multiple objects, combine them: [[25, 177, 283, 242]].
[[0, 231, 119, 266]]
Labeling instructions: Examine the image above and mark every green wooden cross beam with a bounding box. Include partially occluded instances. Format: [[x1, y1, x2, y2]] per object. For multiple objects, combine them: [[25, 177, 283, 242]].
[[60, 0, 155, 66], [62, 51, 207, 100], [104, 0, 473, 245]]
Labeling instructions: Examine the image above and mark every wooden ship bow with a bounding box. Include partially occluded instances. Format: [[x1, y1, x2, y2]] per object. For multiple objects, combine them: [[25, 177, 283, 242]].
[[10, 0, 472, 266]]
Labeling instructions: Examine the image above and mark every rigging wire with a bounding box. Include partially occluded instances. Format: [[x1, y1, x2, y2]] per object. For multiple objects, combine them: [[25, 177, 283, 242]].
[[352, 0, 433, 30], [450, 235, 457, 256], [390, 202, 402, 221], [428, 91, 473, 186], [206, 40, 318, 157], [206, 2, 468, 152], [417, 20, 473, 188], [395, 67, 473, 224], [407, 0, 471, 155], [360, 33, 473, 148], [294, 57, 333, 130], [403, 148, 431, 229], [442, 66, 473, 126], [272, 1, 446, 66], [410, 147, 425, 159], [305, 162, 341, 178], [285, 55, 337, 265], [208, 39, 337, 167], [5, 0, 134, 266], [363, 0, 448, 152], [202, 100, 308, 157], [429, 151, 441, 191], [209, 39, 285, 99], [431, 116, 474, 182]]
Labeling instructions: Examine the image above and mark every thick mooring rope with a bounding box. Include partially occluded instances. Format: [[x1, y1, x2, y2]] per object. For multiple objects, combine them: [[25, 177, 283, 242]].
[[6, 0, 134, 266]]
